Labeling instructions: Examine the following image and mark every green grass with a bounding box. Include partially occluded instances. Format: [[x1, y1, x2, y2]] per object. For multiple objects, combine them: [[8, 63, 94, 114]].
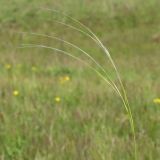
[[0, 0, 160, 160]]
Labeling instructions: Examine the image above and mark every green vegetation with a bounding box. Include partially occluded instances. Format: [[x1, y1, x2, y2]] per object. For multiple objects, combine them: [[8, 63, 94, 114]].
[[0, 0, 160, 159]]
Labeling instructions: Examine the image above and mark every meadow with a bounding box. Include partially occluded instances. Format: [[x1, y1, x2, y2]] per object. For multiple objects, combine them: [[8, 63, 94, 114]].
[[0, 0, 160, 159]]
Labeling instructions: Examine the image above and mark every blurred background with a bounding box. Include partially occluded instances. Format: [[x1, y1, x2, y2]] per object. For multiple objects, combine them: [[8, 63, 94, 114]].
[[0, 0, 160, 159]]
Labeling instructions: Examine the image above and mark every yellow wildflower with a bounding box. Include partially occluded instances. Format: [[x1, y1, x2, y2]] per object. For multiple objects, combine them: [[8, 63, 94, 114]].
[[153, 98, 160, 104], [54, 96, 61, 103], [59, 75, 70, 84], [64, 76, 70, 81], [5, 64, 11, 70], [13, 90, 19, 96]]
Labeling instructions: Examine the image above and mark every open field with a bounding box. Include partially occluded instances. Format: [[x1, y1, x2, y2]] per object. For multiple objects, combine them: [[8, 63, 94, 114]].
[[0, 0, 160, 159]]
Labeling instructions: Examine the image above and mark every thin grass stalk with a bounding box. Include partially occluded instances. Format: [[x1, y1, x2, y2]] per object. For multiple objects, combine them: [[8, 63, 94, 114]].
[[18, 31, 121, 96], [20, 7, 137, 159]]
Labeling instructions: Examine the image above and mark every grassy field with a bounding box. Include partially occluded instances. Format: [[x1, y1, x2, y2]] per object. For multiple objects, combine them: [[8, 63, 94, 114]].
[[0, 0, 160, 159]]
